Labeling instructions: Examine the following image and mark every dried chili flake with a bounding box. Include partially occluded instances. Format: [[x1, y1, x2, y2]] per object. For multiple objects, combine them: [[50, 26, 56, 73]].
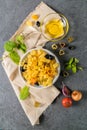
[[67, 36, 74, 43]]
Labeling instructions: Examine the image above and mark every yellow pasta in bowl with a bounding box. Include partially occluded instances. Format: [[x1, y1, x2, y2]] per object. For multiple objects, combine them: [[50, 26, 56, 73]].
[[19, 47, 60, 88]]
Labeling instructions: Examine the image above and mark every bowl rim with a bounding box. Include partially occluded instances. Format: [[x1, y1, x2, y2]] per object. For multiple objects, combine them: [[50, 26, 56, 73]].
[[19, 47, 60, 89]]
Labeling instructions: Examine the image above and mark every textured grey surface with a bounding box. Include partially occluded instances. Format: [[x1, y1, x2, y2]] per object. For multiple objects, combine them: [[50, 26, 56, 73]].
[[0, 0, 87, 130]]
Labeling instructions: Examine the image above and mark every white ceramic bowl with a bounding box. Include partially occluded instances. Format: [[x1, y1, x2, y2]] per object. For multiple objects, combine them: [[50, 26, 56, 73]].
[[19, 47, 60, 88]]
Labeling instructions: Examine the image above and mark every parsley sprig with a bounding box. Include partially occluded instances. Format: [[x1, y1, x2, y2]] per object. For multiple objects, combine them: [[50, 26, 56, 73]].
[[65, 57, 83, 73]]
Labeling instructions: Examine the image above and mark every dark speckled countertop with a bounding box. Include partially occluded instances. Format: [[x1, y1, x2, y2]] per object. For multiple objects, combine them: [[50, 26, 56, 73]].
[[0, 0, 87, 130]]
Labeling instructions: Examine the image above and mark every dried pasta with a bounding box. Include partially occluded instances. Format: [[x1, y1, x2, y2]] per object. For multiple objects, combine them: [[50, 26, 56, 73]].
[[20, 49, 59, 87]]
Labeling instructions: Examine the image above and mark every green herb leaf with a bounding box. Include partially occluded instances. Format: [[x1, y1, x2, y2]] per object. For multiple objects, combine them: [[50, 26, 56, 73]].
[[72, 66, 77, 73], [16, 35, 26, 53], [19, 86, 30, 100], [71, 62, 76, 67], [65, 63, 69, 65], [64, 57, 83, 74], [4, 41, 17, 52], [69, 57, 74, 65], [18, 43, 26, 53], [16, 35, 24, 44], [74, 58, 79, 63], [65, 64, 72, 70], [77, 66, 83, 71], [9, 51, 20, 64]]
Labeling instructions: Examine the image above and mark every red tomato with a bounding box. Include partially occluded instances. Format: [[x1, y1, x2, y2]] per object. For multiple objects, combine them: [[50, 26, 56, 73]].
[[62, 97, 72, 108]]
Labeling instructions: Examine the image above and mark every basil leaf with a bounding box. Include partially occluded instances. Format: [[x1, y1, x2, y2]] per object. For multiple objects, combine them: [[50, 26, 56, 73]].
[[69, 57, 74, 65], [72, 66, 77, 73], [16, 35, 24, 44], [77, 66, 83, 71], [9, 51, 20, 64], [19, 86, 30, 100], [72, 62, 76, 67], [4, 41, 17, 52], [16, 35, 26, 53], [65, 64, 72, 70], [65, 63, 69, 65], [74, 58, 79, 63], [18, 43, 26, 53]]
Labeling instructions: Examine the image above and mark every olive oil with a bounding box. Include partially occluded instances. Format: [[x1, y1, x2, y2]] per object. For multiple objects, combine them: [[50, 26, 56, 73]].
[[45, 19, 64, 39]]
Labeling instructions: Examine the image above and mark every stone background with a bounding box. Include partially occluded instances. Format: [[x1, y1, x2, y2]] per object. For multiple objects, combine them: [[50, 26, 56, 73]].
[[0, 0, 87, 130]]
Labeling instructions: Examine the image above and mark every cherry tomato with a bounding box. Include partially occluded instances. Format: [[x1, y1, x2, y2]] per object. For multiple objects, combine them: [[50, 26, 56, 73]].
[[62, 97, 72, 108]]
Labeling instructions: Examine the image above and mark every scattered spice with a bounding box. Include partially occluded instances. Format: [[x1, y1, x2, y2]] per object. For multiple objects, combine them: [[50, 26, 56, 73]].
[[59, 50, 65, 56], [26, 20, 34, 26], [62, 71, 69, 77], [51, 44, 58, 50], [67, 36, 74, 43], [32, 14, 39, 20], [34, 101, 41, 107], [59, 42, 66, 48]]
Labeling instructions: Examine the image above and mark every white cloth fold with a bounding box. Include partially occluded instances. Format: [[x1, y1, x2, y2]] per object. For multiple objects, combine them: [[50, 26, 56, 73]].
[[2, 2, 60, 126]]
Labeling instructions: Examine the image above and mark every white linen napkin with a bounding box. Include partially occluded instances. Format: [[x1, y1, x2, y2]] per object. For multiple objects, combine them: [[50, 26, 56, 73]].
[[2, 2, 60, 125]]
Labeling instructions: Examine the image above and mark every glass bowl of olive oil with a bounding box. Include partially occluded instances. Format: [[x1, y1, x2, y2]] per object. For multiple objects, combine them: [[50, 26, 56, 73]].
[[40, 13, 69, 41]]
